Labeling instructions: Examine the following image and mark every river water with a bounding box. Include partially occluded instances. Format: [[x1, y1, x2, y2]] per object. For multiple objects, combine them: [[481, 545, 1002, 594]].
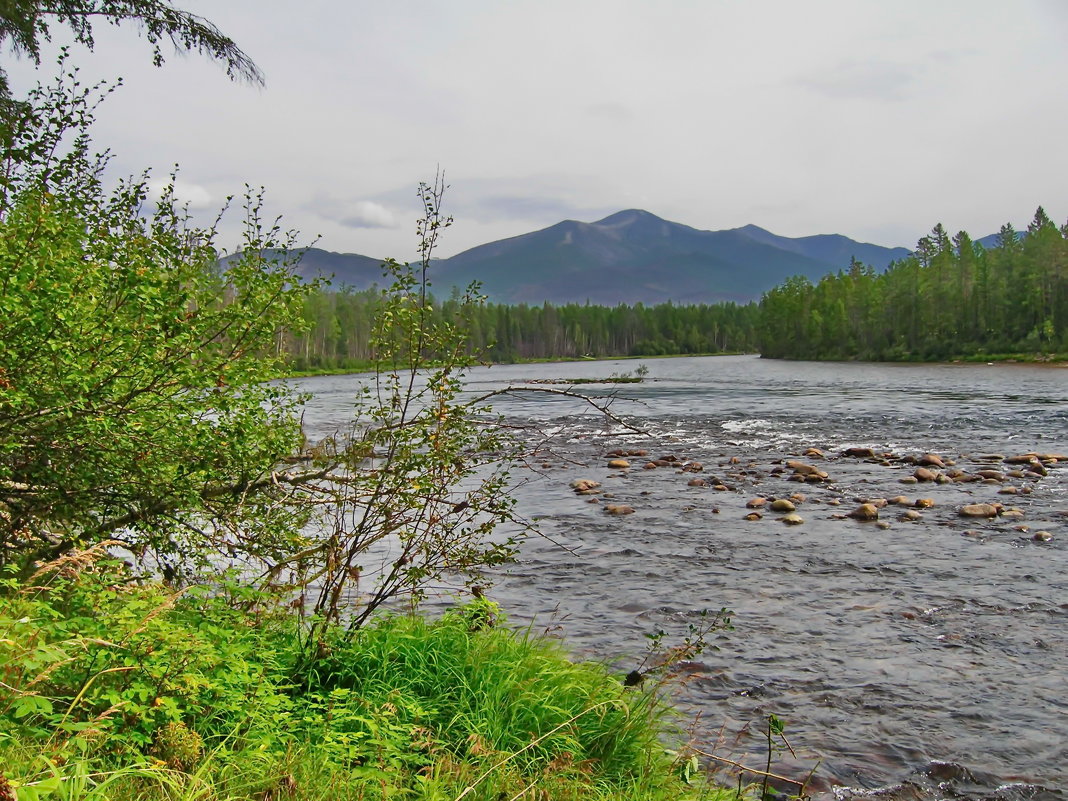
[[294, 355, 1068, 800]]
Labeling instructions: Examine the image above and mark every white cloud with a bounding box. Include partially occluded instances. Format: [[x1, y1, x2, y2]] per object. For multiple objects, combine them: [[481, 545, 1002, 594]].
[[338, 201, 398, 230]]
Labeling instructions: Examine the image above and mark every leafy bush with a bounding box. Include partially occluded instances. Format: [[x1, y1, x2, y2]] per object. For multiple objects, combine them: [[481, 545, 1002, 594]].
[[0, 554, 294, 759], [0, 560, 730, 801], [0, 64, 315, 574]]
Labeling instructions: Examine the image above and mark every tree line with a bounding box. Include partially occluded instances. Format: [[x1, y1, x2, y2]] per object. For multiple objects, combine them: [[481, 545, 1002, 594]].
[[287, 205, 1068, 369], [758, 208, 1068, 360], [287, 288, 762, 370]]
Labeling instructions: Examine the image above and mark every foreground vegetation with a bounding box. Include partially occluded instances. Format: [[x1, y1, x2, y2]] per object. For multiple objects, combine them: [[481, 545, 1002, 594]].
[[1, 555, 738, 801], [0, 23, 757, 798]]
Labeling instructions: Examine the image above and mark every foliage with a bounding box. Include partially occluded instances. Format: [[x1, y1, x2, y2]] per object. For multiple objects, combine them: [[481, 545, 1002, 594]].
[[0, 0, 261, 116], [0, 553, 294, 759], [0, 559, 741, 801], [0, 65, 315, 574], [0, 62, 538, 654], [268, 177, 525, 644], [758, 210, 1068, 360], [286, 289, 761, 369]]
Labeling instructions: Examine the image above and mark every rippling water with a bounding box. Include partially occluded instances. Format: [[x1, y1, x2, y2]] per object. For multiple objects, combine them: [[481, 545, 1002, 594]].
[[294, 355, 1068, 800]]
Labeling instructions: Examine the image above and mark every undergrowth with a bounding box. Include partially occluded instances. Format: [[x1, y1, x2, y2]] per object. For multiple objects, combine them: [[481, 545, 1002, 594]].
[[0, 557, 743, 800]]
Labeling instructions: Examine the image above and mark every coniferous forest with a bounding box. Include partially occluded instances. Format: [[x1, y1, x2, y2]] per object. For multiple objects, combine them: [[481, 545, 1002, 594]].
[[287, 207, 1068, 369], [287, 291, 762, 370], [758, 208, 1068, 360]]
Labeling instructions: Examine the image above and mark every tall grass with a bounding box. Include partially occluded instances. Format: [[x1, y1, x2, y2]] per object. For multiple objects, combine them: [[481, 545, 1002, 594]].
[[0, 565, 742, 800]]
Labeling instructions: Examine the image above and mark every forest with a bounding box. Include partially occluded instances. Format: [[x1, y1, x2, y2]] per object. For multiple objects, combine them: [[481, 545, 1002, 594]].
[[288, 289, 762, 370], [287, 206, 1068, 369], [758, 209, 1068, 360]]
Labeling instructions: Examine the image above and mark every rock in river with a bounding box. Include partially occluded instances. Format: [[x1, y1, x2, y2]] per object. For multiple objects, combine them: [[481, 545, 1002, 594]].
[[849, 503, 880, 521], [918, 453, 946, 468], [958, 503, 1001, 518], [571, 479, 601, 495]]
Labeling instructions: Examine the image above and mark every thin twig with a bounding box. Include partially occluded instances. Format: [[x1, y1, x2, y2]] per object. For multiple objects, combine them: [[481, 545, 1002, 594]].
[[692, 748, 805, 787]]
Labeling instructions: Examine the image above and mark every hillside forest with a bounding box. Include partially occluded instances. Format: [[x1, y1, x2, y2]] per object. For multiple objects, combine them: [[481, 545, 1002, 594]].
[[287, 207, 1068, 368]]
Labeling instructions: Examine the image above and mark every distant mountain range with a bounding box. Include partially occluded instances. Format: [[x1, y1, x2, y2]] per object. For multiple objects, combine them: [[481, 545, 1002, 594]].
[[288, 209, 915, 305]]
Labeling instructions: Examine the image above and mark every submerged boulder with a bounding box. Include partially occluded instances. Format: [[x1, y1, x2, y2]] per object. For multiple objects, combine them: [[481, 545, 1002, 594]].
[[849, 503, 880, 521], [917, 453, 946, 468], [958, 503, 1001, 518]]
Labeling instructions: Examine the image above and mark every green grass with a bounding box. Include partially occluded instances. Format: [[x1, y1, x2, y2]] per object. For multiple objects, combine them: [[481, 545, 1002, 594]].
[[0, 566, 744, 801]]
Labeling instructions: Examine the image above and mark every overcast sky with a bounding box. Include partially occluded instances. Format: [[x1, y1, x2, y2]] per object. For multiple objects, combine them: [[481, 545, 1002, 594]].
[[8, 0, 1068, 259]]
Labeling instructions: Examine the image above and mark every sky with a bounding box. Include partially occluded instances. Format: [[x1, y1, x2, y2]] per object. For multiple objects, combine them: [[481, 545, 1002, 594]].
[[8, 0, 1068, 259]]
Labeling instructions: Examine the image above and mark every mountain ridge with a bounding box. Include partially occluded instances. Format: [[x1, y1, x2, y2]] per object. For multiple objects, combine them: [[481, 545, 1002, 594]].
[[291, 210, 914, 305]]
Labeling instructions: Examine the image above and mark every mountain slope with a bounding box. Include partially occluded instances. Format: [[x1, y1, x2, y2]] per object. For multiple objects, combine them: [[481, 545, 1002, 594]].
[[263, 211, 916, 305], [433, 210, 908, 305]]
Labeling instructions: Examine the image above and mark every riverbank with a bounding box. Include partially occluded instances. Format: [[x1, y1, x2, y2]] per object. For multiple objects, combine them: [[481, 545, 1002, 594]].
[[279, 348, 1066, 380], [0, 558, 749, 801], [277, 351, 750, 379]]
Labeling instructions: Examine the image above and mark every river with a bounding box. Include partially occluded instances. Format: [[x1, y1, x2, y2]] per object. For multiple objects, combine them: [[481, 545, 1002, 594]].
[[294, 354, 1068, 800]]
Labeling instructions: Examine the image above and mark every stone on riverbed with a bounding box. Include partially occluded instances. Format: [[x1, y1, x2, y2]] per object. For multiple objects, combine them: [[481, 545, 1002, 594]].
[[958, 503, 1001, 518], [842, 446, 876, 458], [781, 513, 804, 525], [746, 497, 768, 509], [849, 503, 880, 521], [785, 461, 829, 480], [607, 459, 631, 469], [571, 479, 601, 495], [914, 467, 939, 482], [918, 453, 946, 468], [770, 498, 796, 512], [603, 504, 635, 515], [1033, 531, 1053, 542]]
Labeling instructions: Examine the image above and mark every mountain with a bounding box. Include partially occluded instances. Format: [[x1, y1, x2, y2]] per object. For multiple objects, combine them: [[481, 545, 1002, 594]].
[[286, 248, 387, 288], [274, 211, 913, 305], [432, 210, 911, 305], [219, 247, 388, 289]]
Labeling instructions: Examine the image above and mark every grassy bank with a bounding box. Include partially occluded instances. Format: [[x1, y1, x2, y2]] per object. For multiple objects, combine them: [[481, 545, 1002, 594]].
[[0, 558, 740, 801]]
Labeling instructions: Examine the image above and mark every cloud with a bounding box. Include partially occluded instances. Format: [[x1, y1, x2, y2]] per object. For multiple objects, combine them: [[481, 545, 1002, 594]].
[[797, 60, 922, 101], [340, 201, 398, 229], [314, 199, 399, 230], [147, 179, 213, 210], [585, 102, 633, 123]]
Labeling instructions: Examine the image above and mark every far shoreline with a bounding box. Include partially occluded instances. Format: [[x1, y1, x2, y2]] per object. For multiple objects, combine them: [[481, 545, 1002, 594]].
[[278, 350, 1067, 380]]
